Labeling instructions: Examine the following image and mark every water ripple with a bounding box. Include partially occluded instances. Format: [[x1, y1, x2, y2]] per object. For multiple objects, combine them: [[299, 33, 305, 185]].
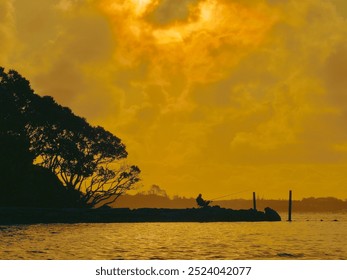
[[0, 213, 346, 259]]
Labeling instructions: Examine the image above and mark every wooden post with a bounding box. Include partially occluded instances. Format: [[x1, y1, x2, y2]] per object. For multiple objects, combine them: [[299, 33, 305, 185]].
[[288, 190, 292, 222], [253, 192, 257, 211]]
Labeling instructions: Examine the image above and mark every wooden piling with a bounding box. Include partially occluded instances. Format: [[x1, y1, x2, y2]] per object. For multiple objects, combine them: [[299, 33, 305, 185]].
[[253, 192, 257, 211], [288, 190, 292, 222]]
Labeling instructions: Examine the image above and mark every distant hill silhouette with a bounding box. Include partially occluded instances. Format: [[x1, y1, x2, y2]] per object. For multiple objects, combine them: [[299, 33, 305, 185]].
[[111, 193, 347, 212]]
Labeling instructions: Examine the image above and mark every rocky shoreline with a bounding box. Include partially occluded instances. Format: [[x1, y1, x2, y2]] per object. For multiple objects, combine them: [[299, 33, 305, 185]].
[[0, 206, 281, 224]]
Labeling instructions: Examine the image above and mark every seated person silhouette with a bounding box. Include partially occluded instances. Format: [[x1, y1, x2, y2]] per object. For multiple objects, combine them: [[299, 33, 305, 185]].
[[196, 194, 211, 208]]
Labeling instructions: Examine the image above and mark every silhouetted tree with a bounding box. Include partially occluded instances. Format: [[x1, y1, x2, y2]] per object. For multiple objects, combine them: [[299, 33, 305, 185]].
[[0, 67, 140, 207], [145, 185, 168, 197], [83, 165, 140, 208]]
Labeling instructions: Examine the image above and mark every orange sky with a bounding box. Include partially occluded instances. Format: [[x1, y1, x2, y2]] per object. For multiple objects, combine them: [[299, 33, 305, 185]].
[[1, 0, 347, 200]]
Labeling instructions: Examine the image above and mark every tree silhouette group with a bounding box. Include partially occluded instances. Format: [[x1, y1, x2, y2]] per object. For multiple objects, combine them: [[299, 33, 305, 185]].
[[0, 67, 140, 208]]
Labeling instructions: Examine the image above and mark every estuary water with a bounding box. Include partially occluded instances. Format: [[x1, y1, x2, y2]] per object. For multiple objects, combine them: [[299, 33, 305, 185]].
[[0, 213, 346, 260]]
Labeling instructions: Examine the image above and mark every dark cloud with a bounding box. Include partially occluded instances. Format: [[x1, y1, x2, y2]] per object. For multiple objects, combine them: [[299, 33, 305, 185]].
[[146, 0, 200, 25]]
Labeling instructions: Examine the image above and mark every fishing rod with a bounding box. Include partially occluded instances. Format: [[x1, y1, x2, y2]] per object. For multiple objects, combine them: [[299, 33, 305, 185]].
[[209, 189, 254, 202]]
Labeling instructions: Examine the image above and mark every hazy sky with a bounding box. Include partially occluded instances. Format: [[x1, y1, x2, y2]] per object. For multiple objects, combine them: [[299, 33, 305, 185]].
[[1, 0, 347, 199]]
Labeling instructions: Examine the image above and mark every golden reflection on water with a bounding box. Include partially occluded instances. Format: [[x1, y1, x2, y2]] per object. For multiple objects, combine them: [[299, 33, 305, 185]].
[[0, 213, 346, 260]]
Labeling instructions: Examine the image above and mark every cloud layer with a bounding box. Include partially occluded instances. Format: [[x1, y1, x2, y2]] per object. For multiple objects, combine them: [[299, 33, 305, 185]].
[[2, 0, 347, 199]]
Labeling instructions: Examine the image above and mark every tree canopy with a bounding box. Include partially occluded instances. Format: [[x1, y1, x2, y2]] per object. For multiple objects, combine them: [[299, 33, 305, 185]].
[[0, 67, 140, 208]]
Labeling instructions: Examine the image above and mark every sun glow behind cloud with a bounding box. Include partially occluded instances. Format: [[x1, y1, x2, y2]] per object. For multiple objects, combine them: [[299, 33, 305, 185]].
[[101, 0, 275, 50], [2, 0, 347, 199]]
